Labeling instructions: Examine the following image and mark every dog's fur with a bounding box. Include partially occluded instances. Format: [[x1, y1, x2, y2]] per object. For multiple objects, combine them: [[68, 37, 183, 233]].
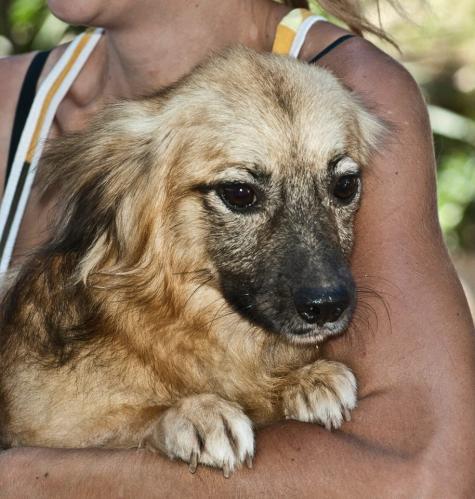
[[0, 47, 382, 474]]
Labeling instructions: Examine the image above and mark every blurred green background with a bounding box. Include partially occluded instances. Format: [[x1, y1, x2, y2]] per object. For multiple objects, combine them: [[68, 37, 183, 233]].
[[0, 0, 474, 285]]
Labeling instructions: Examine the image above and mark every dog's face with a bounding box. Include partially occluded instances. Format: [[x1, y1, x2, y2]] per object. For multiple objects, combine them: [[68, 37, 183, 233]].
[[147, 48, 382, 344], [198, 154, 360, 344]]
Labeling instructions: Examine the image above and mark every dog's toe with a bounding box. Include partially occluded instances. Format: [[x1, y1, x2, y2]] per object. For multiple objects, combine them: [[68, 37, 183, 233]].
[[282, 360, 357, 430], [146, 394, 254, 475]]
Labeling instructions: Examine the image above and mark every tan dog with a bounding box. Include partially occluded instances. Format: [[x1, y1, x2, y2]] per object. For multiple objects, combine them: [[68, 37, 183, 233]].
[[0, 47, 382, 476]]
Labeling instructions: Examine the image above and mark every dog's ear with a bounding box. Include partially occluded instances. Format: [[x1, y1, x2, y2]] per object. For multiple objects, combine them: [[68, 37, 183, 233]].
[[39, 100, 166, 284], [349, 96, 388, 165]]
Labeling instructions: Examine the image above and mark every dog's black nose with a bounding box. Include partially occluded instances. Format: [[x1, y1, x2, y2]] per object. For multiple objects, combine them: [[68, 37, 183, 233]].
[[293, 287, 350, 326]]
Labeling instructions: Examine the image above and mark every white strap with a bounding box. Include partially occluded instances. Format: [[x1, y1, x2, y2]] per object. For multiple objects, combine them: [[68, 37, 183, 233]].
[[0, 28, 102, 274], [289, 15, 326, 59]]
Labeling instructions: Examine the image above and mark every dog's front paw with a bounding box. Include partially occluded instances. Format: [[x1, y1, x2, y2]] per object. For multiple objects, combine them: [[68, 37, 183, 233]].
[[145, 394, 254, 477], [282, 360, 357, 430]]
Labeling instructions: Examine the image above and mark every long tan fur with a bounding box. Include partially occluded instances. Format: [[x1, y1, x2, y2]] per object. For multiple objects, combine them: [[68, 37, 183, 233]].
[[0, 47, 382, 474]]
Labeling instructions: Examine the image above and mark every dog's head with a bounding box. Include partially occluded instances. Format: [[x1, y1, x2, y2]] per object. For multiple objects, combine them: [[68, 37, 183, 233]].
[[43, 47, 382, 344], [156, 48, 383, 344]]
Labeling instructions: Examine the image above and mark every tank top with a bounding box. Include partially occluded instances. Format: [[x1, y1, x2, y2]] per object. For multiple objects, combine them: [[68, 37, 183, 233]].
[[0, 8, 354, 273]]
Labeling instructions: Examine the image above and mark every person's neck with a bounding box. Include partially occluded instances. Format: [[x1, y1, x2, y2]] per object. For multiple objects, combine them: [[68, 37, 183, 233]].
[[85, 0, 290, 102]]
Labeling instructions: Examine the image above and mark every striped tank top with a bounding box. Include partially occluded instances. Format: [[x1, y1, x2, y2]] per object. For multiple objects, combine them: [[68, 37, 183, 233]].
[[0, 8, 353, 273]]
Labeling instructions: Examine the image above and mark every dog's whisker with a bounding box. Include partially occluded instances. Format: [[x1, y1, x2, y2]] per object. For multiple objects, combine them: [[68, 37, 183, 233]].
[[202, 300, 258, 331], [182, 275, 215, 309], [356, 285, 392, 336]]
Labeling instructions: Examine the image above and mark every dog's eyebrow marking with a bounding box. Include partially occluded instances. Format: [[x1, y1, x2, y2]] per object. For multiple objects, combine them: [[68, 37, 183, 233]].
[[330, 155, 360, 176], [242, 164, 271, 182], [191, 164, 270, 195], [213, 163, 271, 184]]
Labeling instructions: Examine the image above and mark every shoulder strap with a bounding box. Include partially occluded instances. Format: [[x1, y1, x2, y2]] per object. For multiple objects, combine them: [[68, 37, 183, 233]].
[[272, 8, 326, 58], [309, 34, 355, 64], [6, 50, 51, 187], [0, 28, 103, 274]]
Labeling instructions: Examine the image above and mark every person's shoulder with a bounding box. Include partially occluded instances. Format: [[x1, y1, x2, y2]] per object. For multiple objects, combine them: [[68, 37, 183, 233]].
[[0, 44, 67, 114], [332, 33, 422, 102], [0, 52, 39, 180], [0, 45, 67, 180], [0, 51, 37, 82], [304, 22, 410, 79], [0, 52, 37, 115], [303, 22, 426, 121], [304, 22, 435, 186]]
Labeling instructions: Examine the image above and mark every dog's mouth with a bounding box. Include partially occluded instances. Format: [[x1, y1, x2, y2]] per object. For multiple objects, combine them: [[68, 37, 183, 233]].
[[276, 305, 354, 344], [259, 304, 354, 345]]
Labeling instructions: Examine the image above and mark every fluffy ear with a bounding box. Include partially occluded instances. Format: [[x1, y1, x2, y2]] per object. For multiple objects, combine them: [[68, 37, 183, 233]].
[[39, 100, 163, 281], [350, 95, 389, 165], [40, 101, 154, 200]]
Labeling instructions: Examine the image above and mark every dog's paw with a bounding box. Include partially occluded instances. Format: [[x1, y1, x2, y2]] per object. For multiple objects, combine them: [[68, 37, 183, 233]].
[[145, 394, 254, 477], [282, 360, 357, 430]]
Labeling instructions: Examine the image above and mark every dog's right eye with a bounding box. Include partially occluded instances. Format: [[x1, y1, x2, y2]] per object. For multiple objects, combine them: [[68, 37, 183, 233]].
[[332, 174, 360, 204], [217, 183, 258, 211]]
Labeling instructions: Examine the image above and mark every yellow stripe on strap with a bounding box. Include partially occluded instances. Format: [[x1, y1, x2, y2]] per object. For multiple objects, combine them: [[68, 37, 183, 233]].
[[25, 31, 95, 163], [272, 8, 313, 55]]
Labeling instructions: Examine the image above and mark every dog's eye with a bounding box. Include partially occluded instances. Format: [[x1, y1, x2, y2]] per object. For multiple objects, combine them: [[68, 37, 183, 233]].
[[218, 183, 257, 211], [333, 175, 360, 203]]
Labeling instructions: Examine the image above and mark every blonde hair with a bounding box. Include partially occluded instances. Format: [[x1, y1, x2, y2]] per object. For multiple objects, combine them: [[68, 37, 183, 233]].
[[283, 0, 400, 45]]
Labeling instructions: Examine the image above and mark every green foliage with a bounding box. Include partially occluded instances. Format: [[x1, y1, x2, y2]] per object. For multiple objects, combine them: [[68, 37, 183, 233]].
[[0, 0, 68, 54], [437, 147, 475, 249], [9, 0, 45, 25]]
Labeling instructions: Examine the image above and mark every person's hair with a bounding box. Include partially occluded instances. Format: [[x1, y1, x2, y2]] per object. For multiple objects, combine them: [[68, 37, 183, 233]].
[[283, 0, 400, 45]]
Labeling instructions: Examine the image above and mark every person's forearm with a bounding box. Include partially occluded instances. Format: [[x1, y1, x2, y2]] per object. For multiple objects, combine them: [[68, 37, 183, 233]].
[[0, 383, 457, 499], [0, 408, 424, 499]]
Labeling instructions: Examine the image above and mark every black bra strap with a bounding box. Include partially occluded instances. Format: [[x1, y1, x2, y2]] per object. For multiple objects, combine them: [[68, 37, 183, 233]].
[[308, 34, 355, 64], [5, 50, 50, 188]]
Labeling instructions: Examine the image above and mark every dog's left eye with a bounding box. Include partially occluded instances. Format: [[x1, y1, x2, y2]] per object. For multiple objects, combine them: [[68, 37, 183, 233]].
[[217, 183, 257, 211], [332, 174, 360, 203]]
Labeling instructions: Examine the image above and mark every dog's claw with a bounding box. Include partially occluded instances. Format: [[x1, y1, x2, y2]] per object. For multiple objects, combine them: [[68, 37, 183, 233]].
[[189, 451, 199, 474], [245, 454, 253, 469], [223, 462, 231, 478]]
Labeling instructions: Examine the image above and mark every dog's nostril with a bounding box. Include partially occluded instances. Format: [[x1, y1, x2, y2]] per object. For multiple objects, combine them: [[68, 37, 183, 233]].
[[293, 287, 350, 326]]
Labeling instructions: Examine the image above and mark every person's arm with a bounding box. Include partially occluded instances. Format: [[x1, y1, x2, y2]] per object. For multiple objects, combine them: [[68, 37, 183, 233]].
[[0, 414, 434, 498], [1, 38, 475, 498]]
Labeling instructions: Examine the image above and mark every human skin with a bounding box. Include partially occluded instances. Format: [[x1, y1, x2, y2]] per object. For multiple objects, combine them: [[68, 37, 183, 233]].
[[0, 1, 474, 497]]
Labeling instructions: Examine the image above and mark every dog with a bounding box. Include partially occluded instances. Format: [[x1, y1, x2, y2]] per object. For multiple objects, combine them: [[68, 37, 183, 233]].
[[0, 47, 382, 476]]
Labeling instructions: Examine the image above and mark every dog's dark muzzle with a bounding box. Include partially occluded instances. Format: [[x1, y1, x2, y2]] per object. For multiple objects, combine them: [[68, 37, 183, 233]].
[[217, 227, 356, 339]]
